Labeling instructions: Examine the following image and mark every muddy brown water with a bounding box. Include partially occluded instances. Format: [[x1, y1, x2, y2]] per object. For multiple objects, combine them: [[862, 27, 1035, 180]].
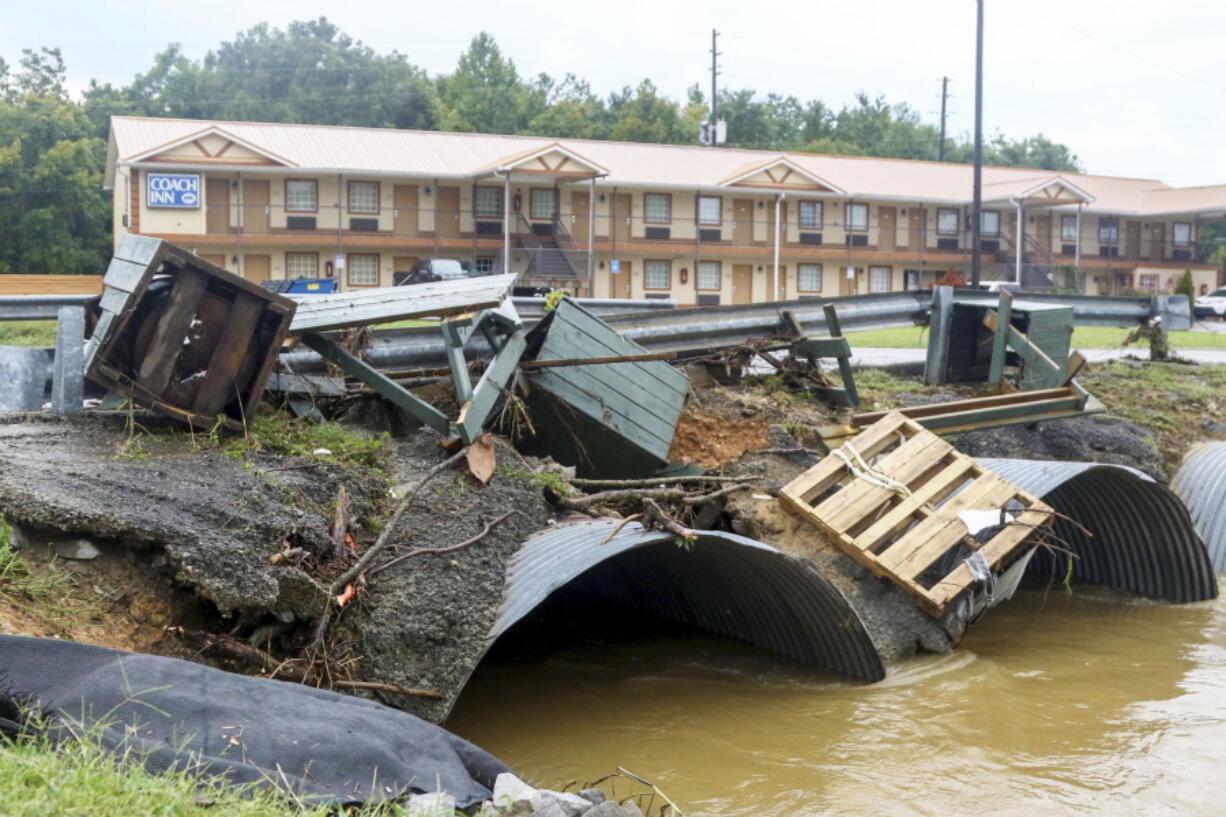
[[448, 582, 1226, 816]]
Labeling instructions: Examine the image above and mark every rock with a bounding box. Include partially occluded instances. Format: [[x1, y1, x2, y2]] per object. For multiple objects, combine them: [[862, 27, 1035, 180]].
[[583, 802, 641, 817], [404, 791, 455, 816], [6, 523, 33, 550], [54, 538, 101, 561], [579, 789, 607, 805], [494, 772, 537, 811], [1202, 417, 1226, 434], [537, 790, 595, 817]]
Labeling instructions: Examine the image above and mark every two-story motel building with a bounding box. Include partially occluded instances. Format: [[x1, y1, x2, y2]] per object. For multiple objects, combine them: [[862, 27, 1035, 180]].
[[104, 116, 1226, 303]]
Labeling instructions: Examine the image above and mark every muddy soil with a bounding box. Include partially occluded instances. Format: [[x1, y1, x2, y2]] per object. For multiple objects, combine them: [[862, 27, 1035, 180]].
[[0, 530, 209, 659], [0, 413, 383, 620], [950, 414, 1167, 481], [343, 434, 556, 722]]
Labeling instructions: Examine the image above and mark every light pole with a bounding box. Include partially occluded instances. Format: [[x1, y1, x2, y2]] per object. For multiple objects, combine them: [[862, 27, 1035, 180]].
[[970, 0, 984, 287]]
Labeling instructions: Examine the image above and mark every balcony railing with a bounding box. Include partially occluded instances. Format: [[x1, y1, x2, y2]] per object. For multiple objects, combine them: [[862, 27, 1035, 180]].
[[150, 201, 1213, 269]]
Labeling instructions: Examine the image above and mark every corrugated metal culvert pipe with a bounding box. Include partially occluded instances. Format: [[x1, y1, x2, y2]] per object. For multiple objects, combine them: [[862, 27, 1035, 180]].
[[978, 459, 1218, 603], [486, 520, 886, 684], [1170, 441, 1226, 572]]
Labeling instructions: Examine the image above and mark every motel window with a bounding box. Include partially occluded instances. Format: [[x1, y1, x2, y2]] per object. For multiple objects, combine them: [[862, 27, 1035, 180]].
[[348, 181, 379, 214], [474, 256, 496, 274], [981, 210, 1000, 236], [530, 188, 557, 220], [798, 263, 822, 293], [869, 266, 892, 293], [347, 253, 380, 287], [697, 261, 721, 290], [644, 193, 672, 223], [845, 203, 868, 231], [1062, 214, 1079, 242], [285, 252, 318, 279], [644, 260, 671, 289], [799, 201, 823, 229], [698, 196, 722, 225], [1099, 217, 1119, 244], [286, 180, 317, 212], [1173, 222, 1192, 246], [937, 208, 959, 236], [474, 187, 504, 218], [1139, 274, 1159, 291]]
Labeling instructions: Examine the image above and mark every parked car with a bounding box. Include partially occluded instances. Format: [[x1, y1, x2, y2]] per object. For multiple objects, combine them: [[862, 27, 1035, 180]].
[[1194, 287, 1226, 319], [393, 258, 483, 286]]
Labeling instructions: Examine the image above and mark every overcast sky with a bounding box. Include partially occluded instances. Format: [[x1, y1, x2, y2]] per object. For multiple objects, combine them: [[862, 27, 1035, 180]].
[[4, 0, 1223, 187]]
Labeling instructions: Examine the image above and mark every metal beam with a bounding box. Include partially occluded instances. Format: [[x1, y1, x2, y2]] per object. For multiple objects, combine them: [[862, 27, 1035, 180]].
[[299, 332, 451, 435], [51, 305, 85, 415]]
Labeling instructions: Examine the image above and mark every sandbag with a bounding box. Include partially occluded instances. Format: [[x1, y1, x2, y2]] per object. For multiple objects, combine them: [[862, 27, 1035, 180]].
[[0, 635, 507, 806]]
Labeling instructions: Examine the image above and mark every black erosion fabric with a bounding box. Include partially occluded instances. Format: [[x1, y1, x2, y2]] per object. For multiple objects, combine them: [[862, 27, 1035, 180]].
[[0, 635, 508, 806]]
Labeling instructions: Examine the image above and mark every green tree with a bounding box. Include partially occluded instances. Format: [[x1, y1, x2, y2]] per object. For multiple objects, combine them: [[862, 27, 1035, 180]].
[[0, 49, 110, 275], [606, 80, 690, 144], [1175, 268, 1195, 300], [524, 74, 610, 140], [437, 32, 542, 133]]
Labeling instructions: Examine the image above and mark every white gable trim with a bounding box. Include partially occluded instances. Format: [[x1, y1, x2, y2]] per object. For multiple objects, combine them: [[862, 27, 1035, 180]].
[[122, 126, 297, 167]]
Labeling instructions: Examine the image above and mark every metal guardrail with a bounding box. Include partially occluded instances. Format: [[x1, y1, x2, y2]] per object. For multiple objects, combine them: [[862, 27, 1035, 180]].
[[1, 289, 1195, 411], [0, 294, 97, 322]]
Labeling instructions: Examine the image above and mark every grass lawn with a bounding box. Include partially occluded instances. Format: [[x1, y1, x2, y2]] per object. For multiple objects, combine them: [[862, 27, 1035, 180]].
[[0, 732, 344, 817], [844, 324, 1226, 349], [0, 320, 57, 347]]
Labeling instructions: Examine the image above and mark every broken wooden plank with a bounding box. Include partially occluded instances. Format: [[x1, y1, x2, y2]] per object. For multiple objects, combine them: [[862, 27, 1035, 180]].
[[136, 268, 210, 398], [191, 290, 267, 418]]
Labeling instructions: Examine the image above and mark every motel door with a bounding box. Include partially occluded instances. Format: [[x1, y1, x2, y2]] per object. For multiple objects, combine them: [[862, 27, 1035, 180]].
[[436, 186, 460, 237], [733, 199, 753, 244], [1126, 221, 1141, 259], [571, 191, 591, 240], [732, 264, 754, 305], [242, 254, 270, 285], [206, 179, 230, 235], [906, 207, 925, 250], [612, 194, 631, 242], [243, 180, 269, 234], [394, 185, 419, 236], [612, 260, 632, 298], [877, 206, 896, 251], [1149, 222, 1165, 260]]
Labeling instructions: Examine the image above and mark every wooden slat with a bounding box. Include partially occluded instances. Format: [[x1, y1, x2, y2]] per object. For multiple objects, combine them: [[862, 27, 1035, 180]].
[[191, 291, 267, 418], [883, 476, 1020, 578], [781, 411, 911, 503], [853, 387, 1073, 425], [853, 457, 978, 551], [927, 505, 1053, 607], [136, 268, 210, 398], [815, 433, 952, 530]]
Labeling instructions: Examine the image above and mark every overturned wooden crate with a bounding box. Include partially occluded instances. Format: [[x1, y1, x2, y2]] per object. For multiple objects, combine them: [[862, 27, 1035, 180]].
[[515, 298, 689, 477], [780, 411, 1054, 616], [84, 236, 295, 427]]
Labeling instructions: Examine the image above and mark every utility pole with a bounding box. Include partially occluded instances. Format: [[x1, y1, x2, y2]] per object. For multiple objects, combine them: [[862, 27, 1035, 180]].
[[970, 1, 984, 287], [709, 29, 720, 146], [938, 76, 949, 162]]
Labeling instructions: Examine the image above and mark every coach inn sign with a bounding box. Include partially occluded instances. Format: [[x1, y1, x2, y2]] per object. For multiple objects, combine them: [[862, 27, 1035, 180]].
[[146, 172, 201, 208]]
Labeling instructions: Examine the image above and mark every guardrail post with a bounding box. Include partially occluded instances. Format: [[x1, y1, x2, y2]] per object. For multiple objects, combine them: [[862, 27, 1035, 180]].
[[51, 305, 85, 414], [924, 286, 954, 385]]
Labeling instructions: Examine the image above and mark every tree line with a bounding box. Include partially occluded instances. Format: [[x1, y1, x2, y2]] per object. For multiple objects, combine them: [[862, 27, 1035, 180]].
[[3, 18, 1086, 275]]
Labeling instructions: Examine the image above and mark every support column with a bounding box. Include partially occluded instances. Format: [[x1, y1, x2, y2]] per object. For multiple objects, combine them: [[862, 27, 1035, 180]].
[[1014, 199, 1023, 285], [588, 175, 596, 297], [502, 174, 511, 275], [773, 194, 783, 301], [1074, 203, 1083, 291]]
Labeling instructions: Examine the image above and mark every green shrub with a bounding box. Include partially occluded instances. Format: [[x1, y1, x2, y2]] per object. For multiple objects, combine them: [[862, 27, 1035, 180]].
[[1175, 269, 1195, 302]]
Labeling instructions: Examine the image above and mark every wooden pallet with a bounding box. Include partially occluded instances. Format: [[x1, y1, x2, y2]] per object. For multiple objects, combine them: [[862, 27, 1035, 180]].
[[780, 411, 1054, 616]]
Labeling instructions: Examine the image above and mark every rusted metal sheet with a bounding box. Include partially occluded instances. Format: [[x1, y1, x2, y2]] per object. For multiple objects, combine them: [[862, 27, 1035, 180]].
[[516, 299, 688, 477], [287, 274, 518, 333], [84, 235, 295, 427], [1170, 442, 1226, 572]]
